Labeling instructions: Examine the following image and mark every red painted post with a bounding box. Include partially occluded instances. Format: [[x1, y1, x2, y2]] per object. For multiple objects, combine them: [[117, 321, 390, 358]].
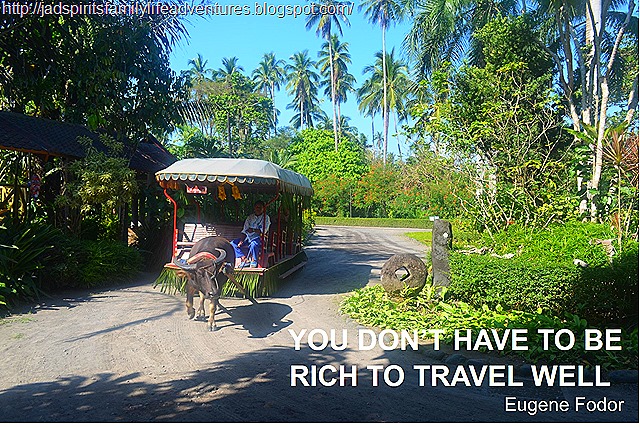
[[164, 188, 178, 259]]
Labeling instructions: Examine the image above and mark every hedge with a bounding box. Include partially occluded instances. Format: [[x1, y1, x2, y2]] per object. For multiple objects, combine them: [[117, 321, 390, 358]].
[[316, 216, 433, 228], [448, 244, 639, 326]]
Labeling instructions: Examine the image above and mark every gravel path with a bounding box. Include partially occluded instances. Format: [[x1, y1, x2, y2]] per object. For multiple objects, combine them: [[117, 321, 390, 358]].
[[0, 226, 636, 422]]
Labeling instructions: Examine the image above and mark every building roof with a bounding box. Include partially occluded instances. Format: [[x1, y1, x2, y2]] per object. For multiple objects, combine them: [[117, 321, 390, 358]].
[[0, 111, 175, 173], [129, 136, 178, 174]]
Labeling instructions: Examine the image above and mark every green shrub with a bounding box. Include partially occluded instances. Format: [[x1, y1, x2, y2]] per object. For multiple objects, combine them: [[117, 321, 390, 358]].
[[448, 254, 581, 314], [479, 222, 614, 265], [449, 218, 483, 248], [447, 223, 638, 326], [49, 238, 142, 287], [79, 240, 142, 285], [341, 284, 638, 369], [79, 213, 120, 241], [0, 220, 142, 308], [0, 221, 62, 304], [576, 242, 639, 325]]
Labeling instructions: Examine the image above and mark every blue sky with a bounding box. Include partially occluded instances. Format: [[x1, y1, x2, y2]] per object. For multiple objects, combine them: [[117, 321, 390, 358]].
[[169, 1, 413, 157]]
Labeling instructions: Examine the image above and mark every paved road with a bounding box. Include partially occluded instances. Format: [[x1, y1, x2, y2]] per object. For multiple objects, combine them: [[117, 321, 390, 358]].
[[0, 226, 637, 422]]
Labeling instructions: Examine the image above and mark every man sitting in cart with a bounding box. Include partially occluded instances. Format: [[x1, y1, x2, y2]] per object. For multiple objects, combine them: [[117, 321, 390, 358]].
[[231, 200, 271, 268]]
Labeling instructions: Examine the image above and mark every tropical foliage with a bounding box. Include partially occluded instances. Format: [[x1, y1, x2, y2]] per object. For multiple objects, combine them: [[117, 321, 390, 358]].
[[0, 8, 186, 142], [0, 4, 186, 298], [341, 284, 639, 369], [405, 0, 639, 223], [0, 0, 637, 319], [253, 53, 287, 134]]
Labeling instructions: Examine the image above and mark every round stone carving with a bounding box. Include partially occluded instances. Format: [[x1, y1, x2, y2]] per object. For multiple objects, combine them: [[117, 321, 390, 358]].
[[380, 254, 427, 294]]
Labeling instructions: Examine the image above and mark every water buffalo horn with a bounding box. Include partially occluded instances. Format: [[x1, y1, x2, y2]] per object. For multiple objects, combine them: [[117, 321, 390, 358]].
[[186, 248, 227, 265], [213, 248, 227, 263], [171, 257, 198, 272]]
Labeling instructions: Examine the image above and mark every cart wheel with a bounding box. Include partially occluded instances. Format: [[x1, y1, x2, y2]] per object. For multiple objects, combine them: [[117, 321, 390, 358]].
[[380, 254, 427, 294]]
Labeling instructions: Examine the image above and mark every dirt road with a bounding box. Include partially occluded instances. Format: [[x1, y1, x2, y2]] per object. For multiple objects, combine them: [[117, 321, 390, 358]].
[[0, 226, 637, 422]]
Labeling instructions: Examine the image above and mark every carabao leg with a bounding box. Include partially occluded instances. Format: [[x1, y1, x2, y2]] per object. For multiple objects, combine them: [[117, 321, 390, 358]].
[[196, 291, 206, 319], [185, 290, 195, 319], [207, 298, 218, 331]]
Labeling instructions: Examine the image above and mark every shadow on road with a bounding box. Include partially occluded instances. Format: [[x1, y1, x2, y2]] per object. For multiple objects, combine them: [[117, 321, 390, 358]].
[[0, 344, 636, 423], [202, 301, 293, 338], [274, 226, 431, 298], [0, 274, 158, 318], [275, 236, 391, 298]]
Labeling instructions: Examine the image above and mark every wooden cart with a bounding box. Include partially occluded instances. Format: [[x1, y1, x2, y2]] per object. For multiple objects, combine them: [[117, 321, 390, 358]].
[[154, 158, 313, 297]]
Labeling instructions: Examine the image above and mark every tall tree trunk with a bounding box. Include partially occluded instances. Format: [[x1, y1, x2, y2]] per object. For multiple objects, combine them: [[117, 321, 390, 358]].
[[271, 82, 277, 136], [584, 0, 604, 124], [329, 37, 339, 151], [371, 116, 376, 158], [382, 24, 389, 166], [610, 0, 637, 124], [393, 112, 401, 161], [583, 0, 603, 218], [549, 0, 635, 217], [626, 78, 638, 123], [300, 96, 304, 129], [591, 78, 609, 219], [590, 0, 635, 218]]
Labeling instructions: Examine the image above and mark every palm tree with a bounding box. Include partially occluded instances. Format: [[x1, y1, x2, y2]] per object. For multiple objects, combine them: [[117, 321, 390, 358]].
[[252, 52, 286, 135], [141, 0, 191, 51], [318, 35, 356, 135], [357, 76, 382, 137], [306, 0, 351, 150], [360, 0, 406, 165], [286, 51, 322, 129], [338, 115, 362, 142], [317, 112, 360, 139], [187, 53, 212, 85], [266, 148, 298, 169], [289, 107, 325, 129], [404, 0, 519, 76], [214, 56, 245, 81], [357, 49, 410, 163]]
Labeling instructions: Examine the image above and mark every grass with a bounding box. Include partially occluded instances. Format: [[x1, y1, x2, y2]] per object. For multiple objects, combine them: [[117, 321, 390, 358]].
[[154, 252, 309, 299], [340, 284, 639, 370], [316, 216, 433, 229], [405, 231, 432, 246], [0, 316, 35, 326], [403, 219, 479, 248]]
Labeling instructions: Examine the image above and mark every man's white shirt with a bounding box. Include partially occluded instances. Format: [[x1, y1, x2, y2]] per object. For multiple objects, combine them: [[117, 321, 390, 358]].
[[242, 213, 271, 242]]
